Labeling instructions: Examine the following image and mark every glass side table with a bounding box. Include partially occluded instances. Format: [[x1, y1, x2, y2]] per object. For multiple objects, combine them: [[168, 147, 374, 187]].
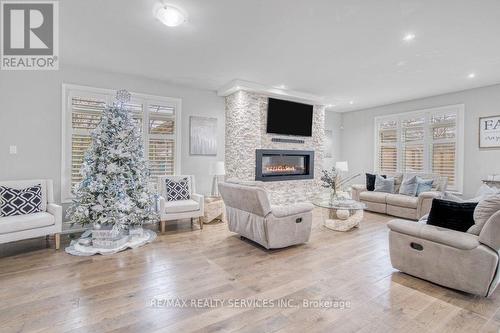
[[313, 199, 366, 231]]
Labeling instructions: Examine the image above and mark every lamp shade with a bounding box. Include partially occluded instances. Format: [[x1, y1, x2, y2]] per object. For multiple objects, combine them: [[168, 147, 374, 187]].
[[335, 161, 349, 172], [211, 161, 226, 175]]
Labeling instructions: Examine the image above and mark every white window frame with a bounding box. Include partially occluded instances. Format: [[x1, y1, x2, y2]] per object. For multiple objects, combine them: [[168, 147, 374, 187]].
[[374, 104, 465, 193], [61, 83, 182, 203]]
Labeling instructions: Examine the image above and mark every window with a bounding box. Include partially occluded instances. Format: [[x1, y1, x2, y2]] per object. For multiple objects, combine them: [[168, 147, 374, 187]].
[[62, 84, 181, 202], [375, 105, 464, 192]]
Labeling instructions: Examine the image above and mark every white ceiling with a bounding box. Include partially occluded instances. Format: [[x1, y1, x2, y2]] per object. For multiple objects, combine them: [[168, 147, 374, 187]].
[[61, 0, 500, 112]]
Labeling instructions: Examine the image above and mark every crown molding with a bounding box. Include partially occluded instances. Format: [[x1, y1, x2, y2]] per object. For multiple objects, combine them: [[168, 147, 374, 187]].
[[217, 79, 326, 105]]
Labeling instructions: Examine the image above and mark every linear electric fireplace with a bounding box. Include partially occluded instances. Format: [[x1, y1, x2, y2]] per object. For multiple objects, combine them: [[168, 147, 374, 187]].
[[255, 149, 314, 182]]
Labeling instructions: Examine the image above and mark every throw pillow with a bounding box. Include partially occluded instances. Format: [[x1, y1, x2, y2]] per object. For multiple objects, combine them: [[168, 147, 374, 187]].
[[443, 184, 500, 204], [366, 173, 386, 191], [0, 185, 42, 217], [394, 174, 404, 193], [468, 194, 500, 235], [416, 177, 434, 196], [374, 175, 395, 193], [442, 192, 466, 203], [399, 176, 418, 196], [427, 199, 478, 232], [475, 184, 500, 197], [165, 178, 190, 201]]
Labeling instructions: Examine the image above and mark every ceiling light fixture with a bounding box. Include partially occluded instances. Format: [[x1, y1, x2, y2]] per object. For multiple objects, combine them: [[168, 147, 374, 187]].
[[156, 4, 187, 27], [403, 33, 416, 42], [277, 84, 286, 89], [467, 73, 476, 79], [349, 100, 354, 105]]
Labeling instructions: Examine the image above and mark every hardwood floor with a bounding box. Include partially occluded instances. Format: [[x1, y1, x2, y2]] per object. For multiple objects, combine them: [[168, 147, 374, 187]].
[[1, 209, 499, 333]]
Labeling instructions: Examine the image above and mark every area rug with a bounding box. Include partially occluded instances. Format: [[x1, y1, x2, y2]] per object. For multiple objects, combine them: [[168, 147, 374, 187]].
[[65, 229, 157, 256]]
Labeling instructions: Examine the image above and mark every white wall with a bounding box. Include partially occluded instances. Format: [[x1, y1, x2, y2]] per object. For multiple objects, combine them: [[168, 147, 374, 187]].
[[0, 65, 225, 203], [324, 111, 343, 163], [340, 84, 500, 197]]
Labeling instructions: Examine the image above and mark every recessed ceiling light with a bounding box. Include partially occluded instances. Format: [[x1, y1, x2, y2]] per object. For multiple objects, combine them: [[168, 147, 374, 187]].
[[326, 104, 336, 108], [467, 73, 476, 79], [403, 33, 416, 42], [156, 4, 187, 27], [349, 100, 354, 105], [277, 84, 286, 89]]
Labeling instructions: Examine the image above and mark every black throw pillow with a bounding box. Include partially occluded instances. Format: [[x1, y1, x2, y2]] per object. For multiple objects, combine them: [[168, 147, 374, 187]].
[[427, 199, 478, 232], [366, 173, 386, 191]]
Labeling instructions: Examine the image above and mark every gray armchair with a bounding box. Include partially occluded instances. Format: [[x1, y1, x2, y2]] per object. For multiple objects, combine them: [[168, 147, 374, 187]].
[[387, 210, 500, 296], [218, 182, 313, 249]]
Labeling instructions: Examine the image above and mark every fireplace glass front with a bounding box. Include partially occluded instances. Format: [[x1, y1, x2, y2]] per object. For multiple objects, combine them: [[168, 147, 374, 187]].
[[255, 149, 314, 181]]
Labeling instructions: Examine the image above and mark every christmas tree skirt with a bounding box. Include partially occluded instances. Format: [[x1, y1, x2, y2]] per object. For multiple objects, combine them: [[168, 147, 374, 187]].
[[65, 229, 157, 256]]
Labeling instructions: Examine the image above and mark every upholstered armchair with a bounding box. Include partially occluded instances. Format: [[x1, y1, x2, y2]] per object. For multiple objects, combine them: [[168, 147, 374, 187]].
[[387, 210, 500, 296], [0, 179, 62, 249], [218, 182, 313, 249], [157, 175, 204, 232]]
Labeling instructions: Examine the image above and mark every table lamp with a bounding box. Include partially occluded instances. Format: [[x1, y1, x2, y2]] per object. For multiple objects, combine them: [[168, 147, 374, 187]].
[[211, 161, 225, 196], [335, 161, 349, 173]]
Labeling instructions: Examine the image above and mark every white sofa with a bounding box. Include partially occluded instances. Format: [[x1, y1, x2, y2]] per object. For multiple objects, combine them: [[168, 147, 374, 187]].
[[352, 173, 447, 220], [157, 175, 204, 232], [0, 179, 62, 249], [218, 182, 313, 249]]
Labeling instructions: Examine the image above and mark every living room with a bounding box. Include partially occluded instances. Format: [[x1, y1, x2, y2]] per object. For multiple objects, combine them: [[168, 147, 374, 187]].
[[1, 1, 500, 332]]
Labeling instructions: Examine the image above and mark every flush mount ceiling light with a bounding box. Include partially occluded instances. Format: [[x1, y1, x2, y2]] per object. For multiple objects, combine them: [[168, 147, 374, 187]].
[[156, 4, 187, 27], [467, 73, 476, 79], [403, 33, 416, 42], [349, 100, 354, 105]]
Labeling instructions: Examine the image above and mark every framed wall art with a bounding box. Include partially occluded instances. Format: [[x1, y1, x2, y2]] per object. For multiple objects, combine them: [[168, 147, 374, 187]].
[[190, 116, 218, 155], [479, 115, 500, 148]]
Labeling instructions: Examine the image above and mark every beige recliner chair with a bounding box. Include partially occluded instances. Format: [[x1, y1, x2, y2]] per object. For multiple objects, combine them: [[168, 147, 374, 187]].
[[218, 182, 313, 249], [388, 210, 500, 296]]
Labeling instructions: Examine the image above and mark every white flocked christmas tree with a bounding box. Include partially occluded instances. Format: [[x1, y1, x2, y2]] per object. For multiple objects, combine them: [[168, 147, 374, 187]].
[[67, 90, 158, 233]]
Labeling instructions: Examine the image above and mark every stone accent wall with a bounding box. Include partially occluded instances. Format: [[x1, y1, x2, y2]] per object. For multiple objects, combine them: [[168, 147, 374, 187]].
[[225, 90, 325, 205]]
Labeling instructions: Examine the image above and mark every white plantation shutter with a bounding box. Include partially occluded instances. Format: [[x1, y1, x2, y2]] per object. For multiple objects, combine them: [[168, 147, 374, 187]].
[[148, 139, 175, 175], [432, 142, 456, 186], [62, 85, 181, 202], [401, 116, 425, 173], [70, 95, 106, 188], [375, 105, 463, 192], [124, 100, 144, 131], [403, 145, 424, 172], [379, 146, 397, 172], [71, 135, 93, 186], [147, 103, 176, 190], [377, 120, 398, 173], [430, 113, 458, 188]]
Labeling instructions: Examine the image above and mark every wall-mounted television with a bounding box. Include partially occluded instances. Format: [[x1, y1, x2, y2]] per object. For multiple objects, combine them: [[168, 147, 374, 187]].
[[266, 98, 313, 137]]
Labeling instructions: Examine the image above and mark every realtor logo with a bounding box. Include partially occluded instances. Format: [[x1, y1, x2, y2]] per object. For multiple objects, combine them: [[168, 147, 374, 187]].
[[1, 1, 59, 70]]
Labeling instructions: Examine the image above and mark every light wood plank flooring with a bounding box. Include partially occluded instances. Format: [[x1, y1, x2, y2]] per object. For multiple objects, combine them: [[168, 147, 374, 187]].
[[1, 209, 500, 333]]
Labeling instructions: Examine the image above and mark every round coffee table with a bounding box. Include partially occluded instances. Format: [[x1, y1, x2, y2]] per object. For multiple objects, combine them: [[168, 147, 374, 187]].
[[313, 199, 366, 231]]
